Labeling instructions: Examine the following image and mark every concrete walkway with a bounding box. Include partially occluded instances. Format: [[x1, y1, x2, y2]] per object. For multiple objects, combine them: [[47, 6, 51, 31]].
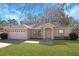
[[39, 39, 53, 44], [24, 41, 39, 44], [24, 39, 53, 44]]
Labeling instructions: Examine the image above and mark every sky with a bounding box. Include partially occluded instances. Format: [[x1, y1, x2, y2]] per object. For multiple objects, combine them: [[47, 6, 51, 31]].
[[0, 3, 79, 22]]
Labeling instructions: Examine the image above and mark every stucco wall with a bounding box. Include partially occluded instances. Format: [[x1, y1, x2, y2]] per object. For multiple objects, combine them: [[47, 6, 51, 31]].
[[64, 27, 72, 36], [29, 29, 42, 38], [53, 27, 72, 37]]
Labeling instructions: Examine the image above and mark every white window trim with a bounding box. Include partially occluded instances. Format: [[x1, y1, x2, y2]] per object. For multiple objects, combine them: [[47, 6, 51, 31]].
[[59, 29, 64, 34]]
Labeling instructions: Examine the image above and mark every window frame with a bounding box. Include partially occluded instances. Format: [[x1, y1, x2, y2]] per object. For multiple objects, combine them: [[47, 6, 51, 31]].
[[58, 29, 64, 36]]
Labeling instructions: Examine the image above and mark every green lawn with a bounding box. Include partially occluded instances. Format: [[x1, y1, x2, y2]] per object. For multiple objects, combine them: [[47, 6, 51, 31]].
[[0, 40, 79, 56]]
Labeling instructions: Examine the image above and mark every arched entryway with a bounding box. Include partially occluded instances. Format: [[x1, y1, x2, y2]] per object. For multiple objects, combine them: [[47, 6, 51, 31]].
[[45, 28, 51, 39], [42, 23, 54, 40]]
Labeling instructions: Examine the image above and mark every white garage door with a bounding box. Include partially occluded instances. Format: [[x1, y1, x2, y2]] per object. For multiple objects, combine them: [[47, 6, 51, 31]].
[[8, 32, 28, 39]]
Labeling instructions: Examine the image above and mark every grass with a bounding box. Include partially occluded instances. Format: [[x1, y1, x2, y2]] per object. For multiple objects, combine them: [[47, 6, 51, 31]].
[[0, 40, 79, 56]]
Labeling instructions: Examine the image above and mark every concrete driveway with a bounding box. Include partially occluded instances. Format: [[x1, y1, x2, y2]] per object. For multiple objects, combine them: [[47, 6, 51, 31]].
[[0, 39, 25, 48], [0, 43, 11, 48]]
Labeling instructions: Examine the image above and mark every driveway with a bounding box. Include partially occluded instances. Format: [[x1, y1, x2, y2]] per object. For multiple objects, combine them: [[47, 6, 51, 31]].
[[0, 43, 11, 48], [0, 39, 25, 48]]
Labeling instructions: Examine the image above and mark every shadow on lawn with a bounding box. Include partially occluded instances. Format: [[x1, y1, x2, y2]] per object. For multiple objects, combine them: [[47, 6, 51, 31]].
[[42, 40, 79, 46], [40, 40, 67, 46], [56, 40, 79, 45]]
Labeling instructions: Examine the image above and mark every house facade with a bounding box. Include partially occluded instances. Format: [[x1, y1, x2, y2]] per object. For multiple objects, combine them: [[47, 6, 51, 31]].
[[0, 23, 73, 40]]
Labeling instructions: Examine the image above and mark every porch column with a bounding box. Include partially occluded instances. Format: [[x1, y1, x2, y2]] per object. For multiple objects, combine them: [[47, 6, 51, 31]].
[[42, 28, 45, 40]]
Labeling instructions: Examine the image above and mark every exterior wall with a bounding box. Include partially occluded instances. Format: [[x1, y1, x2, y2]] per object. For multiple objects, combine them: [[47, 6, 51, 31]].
[[29, 29, 42, 38], [53, 28, 59, 37], [64, 27, 72, 37], [53, 27, 72, 38], [27, 29, 31, 39], [0, 23, 73, 40]]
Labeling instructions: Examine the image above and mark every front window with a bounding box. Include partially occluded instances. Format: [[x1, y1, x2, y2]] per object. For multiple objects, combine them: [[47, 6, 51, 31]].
[[58, 29, 64, 36], [59, 29, 64, 34]]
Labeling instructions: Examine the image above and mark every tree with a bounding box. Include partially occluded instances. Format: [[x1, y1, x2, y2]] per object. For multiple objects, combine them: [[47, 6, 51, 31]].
[[19, 3, 77, 27], [42, 3, 72, 26], [8, 19, 18, 26], [20, 20, 30, 25], [0, 18, 8, 25], [72, 20, 79, 34]]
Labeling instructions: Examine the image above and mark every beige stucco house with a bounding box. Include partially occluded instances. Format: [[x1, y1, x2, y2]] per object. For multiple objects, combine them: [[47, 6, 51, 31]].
[[0, 23, 73, 40]]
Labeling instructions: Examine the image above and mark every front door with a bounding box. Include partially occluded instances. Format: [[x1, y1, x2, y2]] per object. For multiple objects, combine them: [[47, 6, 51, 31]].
[[45, 28, 51, 39]]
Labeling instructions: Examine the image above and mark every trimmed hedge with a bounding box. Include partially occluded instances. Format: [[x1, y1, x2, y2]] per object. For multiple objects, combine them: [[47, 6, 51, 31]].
[[0, 33, 8, 40], [69, 32, 78, 40]]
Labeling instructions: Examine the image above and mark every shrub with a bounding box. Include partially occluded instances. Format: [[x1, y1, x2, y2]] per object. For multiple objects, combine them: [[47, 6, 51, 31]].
[[0, 33, 8, 40], [69, 32, 78, 40]]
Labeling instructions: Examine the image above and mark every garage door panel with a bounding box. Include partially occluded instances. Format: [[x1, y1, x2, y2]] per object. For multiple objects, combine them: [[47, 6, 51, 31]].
[[8, 32, 28, 39]]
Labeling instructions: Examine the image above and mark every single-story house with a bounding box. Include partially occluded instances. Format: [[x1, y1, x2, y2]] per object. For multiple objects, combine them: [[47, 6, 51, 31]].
[[0, 23, 73, 40]]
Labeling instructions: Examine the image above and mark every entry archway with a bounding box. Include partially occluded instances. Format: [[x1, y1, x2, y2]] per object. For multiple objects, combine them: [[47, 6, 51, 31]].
[[45, 28, 51, 39], [42, 23, 54, 40]]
